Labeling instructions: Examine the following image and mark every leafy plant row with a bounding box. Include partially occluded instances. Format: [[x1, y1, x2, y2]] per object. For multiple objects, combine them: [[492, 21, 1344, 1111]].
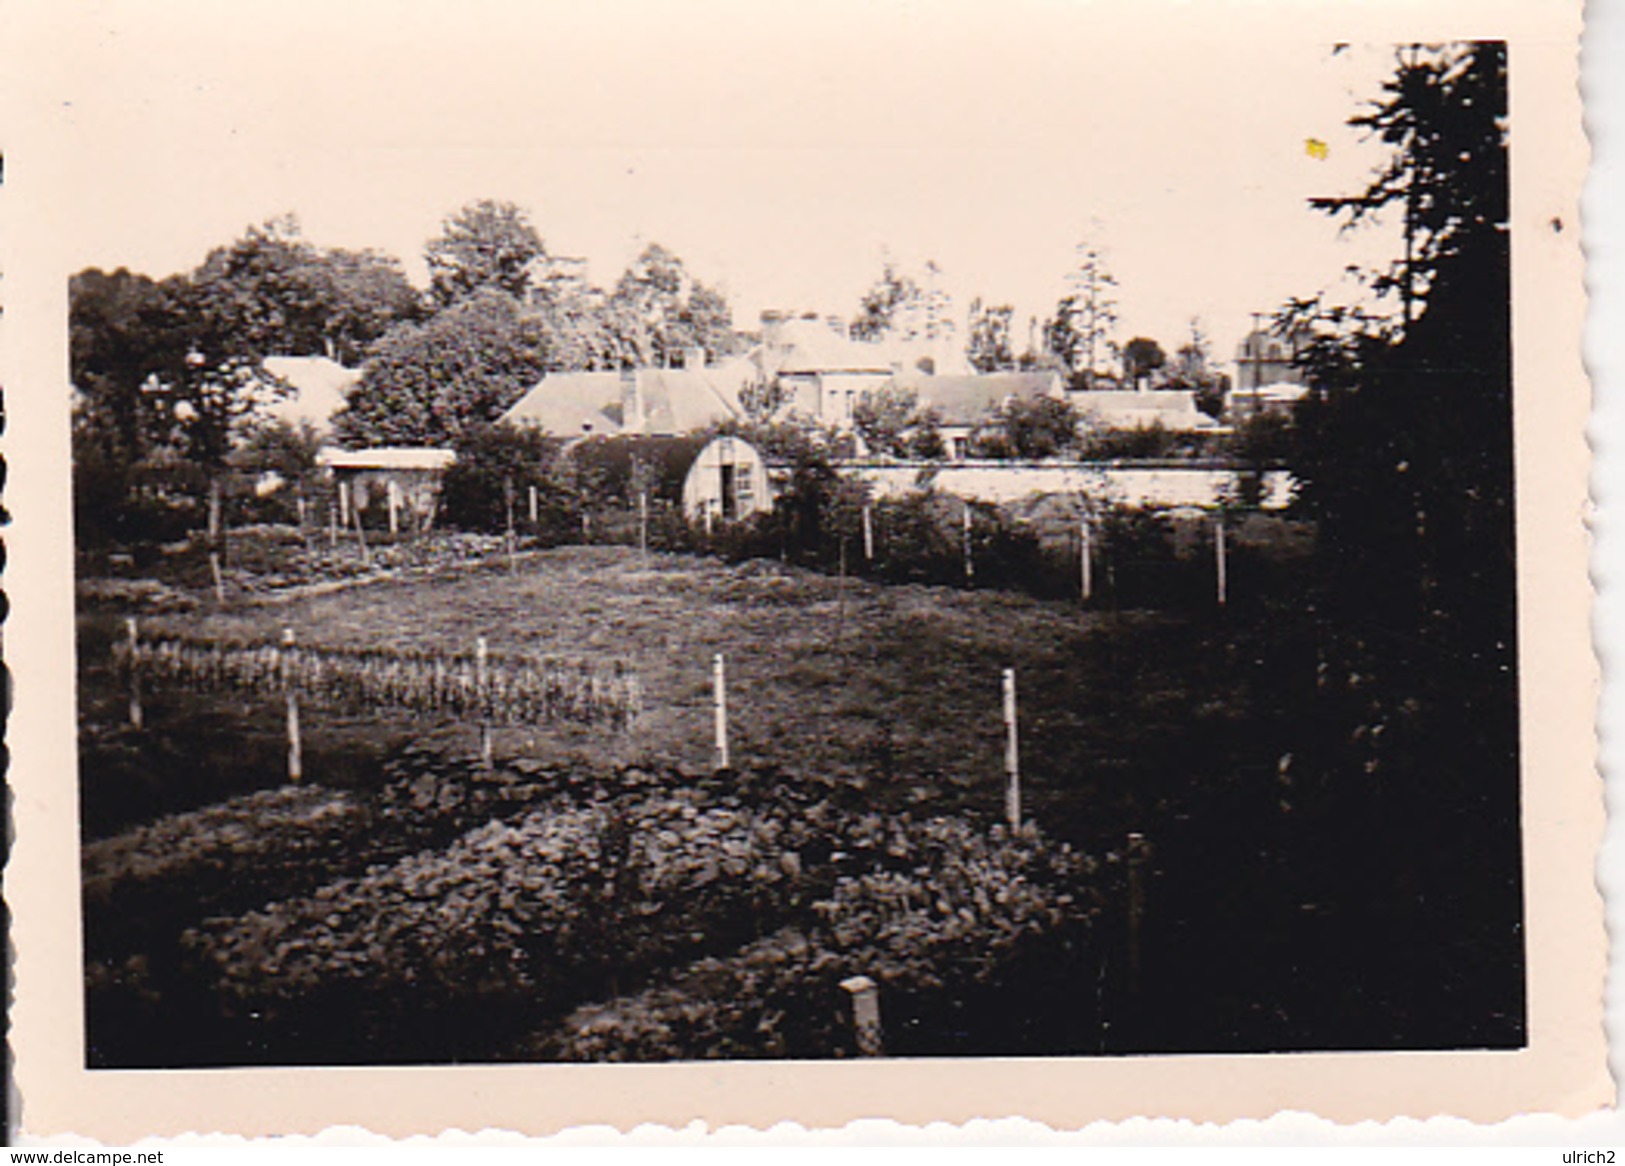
[[113, 633, 642, 729], [178, 779, 1104, 1062], [181, 789, 819, 1059], [537, 817, 1101, 1061]]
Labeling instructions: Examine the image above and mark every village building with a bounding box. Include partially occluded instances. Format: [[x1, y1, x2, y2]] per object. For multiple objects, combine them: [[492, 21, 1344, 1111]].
[[316, 446, 456, 533], [260, 354, 361, 437], [681, 434, 772, 524]]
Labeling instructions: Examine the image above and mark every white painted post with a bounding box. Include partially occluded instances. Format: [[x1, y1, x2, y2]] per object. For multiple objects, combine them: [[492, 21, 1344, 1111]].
[[528, 483, 539, 526], [962, 502, 974, 584], [208, 551, 226, 606], [328, 503, 338, 549], [338, 478, 351, 528], [639, 491, 650, 562], [387, 480, 400, 537], [862, 503, 874, 564], [840, 975, 883, 1057], [703, 501, 714, 538], [282, 627, 303, 784], [713, 653, 730, 772], [476, 635, 492, 768], [1216, 516, 1229, 607], [296, 490, 308, 529], [125, 617, 143, 729], [1080, 519, 1094, 603], [1003, 668, 1021, 828]]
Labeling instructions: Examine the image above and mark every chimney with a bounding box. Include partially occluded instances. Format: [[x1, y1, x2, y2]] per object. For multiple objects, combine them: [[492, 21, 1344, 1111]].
[[825, 315, 848, 339], [620, 365, 644, 433], [760, 310, 786, 350]]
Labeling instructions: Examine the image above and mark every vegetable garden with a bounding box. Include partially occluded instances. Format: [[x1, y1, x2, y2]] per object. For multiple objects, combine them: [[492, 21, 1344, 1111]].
[[78, 537, 1521, 1064]]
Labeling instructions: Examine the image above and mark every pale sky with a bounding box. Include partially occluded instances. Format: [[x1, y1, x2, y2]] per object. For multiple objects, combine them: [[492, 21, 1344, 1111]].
[[19, 0, 1411, 366]]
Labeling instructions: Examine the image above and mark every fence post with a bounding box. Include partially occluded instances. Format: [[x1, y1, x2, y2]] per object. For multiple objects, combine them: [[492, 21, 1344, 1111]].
[[1080, 518, 1094, 603], [282, 627, 303, 785], [528, 483, 539, 527], [1003, 667, 1021, 828], [338, 479, 351, 528], [962, 501, 974, 585], [713, 652, 730, 773], [639, 491, 650, 564], [328, 503, 338, 549], [862, 503, 874, 565], [477, 635, 492, 769], [125, 616, 143, 729], [505, 478, 517, 573], [840, 975, 884, 1057], [1215, 515, 1228, 607], [208, 551, 226, 606], [387, 480, 401, 537], [1126, 832, 1151, 992]]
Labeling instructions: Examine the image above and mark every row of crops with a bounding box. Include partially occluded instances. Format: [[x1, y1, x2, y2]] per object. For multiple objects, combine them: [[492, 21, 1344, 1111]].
[[114, 629, 643, 730], [83, 749, 1118, 1065]]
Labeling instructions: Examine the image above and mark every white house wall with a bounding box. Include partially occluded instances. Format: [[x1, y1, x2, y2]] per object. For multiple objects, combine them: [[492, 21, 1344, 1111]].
[[839, 460, 1295, 510]]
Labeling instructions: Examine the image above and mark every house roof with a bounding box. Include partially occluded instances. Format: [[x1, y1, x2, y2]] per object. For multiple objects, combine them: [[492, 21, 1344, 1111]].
[[1068, 389, 1220, 432], [504, 371, 624, 436], [503, 357, 754, 438], [758, 317, 896, 376], [318, 447, 456, 471], [260, 355, 360, 434], [900, 371, 1062, 427], [1231, 381, 1310, 403]]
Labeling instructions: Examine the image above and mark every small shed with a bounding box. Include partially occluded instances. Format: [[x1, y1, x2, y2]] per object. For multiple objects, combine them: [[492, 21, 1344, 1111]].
[[682, 435, 772, 523], [318, 447, 456, 532]]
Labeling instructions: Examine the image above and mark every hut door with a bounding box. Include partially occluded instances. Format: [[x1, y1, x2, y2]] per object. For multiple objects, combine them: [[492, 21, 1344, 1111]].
[[719, 462, 738, 520]]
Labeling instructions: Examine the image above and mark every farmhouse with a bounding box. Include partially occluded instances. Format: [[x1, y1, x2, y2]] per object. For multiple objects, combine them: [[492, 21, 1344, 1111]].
[[1067, 389, 1222, 434], [260, 354, 361, 437], [504, 350, 755, 438], [892, 369, 1066, 459]]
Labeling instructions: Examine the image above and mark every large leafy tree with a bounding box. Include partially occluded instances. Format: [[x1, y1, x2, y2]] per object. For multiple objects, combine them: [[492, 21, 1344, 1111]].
[[606, 242, 736, 368], [1274, 42, 1519, 1046], [1120, 336, 1167, 391], [335, 289, 550, 446], [965, 299, 1015, 373], [849, 261, 920, 342], [1051, 242, 1119, 388], [425, 199, 547, 307], [1292, 41, 1511, 652], [191, 215, 422, 364]]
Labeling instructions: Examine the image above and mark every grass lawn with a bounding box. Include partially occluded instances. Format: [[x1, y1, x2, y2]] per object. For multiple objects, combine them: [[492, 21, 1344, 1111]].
[[90, 544, 1280, 852]]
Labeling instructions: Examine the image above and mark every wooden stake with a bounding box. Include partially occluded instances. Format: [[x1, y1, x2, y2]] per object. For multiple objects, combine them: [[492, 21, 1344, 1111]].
[[207, 477, 222, 541], [840, 974, 884, 1057], [638, 490, 649, 563], [125, 617, 143, 729], [1003, 667, 1021, 828], [1215, 516, 1228, 607], [1126, 832, 1150, 989], [962, 502, 974, 585], [713, 653, 730, 772], [528, 483, 539, 526], [862, 503, 874, 564], [351, 506, 371, 568], [208, 551, 226, 606], [505, 478, 517, 573], [387, 479, 400, 537], [327, 503, 338, 549], [338, 479, 351, 528], [282, 627, 303, 785], [476, 635, 492, 769], [1080, 519, 1094, 603]]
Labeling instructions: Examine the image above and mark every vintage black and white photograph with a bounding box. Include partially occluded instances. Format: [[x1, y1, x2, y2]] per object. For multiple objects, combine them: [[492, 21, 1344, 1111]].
[[17, 2, 1595, 1126]]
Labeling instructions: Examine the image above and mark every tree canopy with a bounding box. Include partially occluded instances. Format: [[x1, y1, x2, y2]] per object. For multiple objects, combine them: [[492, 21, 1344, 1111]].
[[426, 200, 547, 307], [334, 289, 550, 447]]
